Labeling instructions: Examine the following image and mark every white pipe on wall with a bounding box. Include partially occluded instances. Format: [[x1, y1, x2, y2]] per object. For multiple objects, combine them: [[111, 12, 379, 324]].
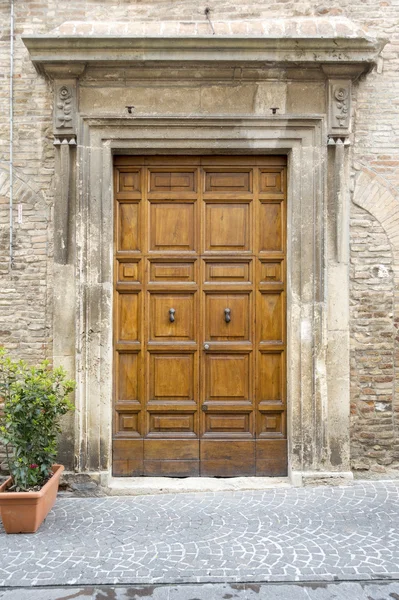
[[9, 0, 14, 269]]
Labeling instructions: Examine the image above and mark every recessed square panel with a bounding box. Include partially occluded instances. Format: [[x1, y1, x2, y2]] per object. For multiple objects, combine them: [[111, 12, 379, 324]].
[[259, 260, 283, 285], [149, 353, 194, 400], [205, 170, 252, 192], [149, 293, 196, 341], [149, 202, 195, 252], [149, 170, 196, 192], [116, 411, 139, 434], [259, 293, 284, 344], [205, 354, 250, 401], [117, 292, 140, 342], [258, 201, 283, 252], [117, 260, 141, 284], [205, 293, 250, 341], [259, 411, 285, 437], [259, 352, 283, 402], [117, 202, 140, 251], [205, 203, 250, 252], [259, 169, 284, 194], [117, 169, 141, 193]]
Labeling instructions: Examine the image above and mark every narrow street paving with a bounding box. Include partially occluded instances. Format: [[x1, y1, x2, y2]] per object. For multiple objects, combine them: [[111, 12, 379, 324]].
[[2, 582, 399, 600], [0, 482, 399, 588]]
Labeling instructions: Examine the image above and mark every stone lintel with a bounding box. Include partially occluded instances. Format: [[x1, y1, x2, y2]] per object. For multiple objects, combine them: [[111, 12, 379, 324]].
[[43, 63, 86, 79], [22, 35, 386, 80]]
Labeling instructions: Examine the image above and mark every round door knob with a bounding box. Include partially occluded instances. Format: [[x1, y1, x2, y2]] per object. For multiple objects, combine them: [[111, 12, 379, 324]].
[[204, 343, 210, 350]]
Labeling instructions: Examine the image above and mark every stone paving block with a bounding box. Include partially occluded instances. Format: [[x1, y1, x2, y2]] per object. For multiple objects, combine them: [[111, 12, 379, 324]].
[[2, 583, 399, 600], [0, 483, 399, 587]]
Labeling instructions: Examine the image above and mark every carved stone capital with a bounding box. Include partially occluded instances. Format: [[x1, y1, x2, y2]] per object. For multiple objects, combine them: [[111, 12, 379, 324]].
[[327, 79, 352, 137], [54, 80, 77, 138]]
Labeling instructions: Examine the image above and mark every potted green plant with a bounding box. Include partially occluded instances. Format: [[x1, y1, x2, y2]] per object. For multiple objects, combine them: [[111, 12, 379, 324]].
[[0, 349, 75, 533]]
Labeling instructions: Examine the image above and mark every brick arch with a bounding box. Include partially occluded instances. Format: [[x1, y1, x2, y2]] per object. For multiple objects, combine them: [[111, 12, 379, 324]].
[[353, 169, 399, 257], [351, 168, 399, 475], [0, 164, 42, 206]]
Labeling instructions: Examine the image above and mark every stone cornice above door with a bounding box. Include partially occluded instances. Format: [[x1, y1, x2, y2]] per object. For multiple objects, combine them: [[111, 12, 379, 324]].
[[22, 17, 386, 80]]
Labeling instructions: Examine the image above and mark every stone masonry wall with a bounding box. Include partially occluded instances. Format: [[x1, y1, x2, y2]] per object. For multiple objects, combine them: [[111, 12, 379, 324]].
[[0, 0, 399, 476], [350, 206, 397, 475]]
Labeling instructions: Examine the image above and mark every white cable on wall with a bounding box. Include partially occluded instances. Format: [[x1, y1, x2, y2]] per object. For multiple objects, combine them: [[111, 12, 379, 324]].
[[9, 0, 14, 269]]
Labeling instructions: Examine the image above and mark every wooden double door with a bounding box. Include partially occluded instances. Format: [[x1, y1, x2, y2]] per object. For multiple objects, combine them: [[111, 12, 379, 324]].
[[113, 155, 287, 477]]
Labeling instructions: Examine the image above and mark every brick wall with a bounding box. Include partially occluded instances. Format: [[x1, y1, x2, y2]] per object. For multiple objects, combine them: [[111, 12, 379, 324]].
[[350, 206, 397, 475], [0, 0, 398, 476]]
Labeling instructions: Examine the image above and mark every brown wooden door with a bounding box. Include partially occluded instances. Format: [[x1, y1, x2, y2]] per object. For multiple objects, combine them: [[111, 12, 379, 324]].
[[113, 156, 287, 477]]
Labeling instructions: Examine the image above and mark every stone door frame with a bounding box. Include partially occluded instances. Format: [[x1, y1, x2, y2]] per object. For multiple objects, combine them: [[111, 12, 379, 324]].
[[60, 115, 352, 485]]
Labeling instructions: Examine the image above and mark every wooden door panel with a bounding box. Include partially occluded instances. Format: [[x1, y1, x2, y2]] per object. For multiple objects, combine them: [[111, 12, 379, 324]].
[[204, 412, 252, 436], [144, 439, 199, 460], [116, 292, 140, 343], [149, 201, 196, 252], [117, 259, 141, 284], [116, 352, 139, 402], [200, 440, 255, 476], [205, 354, 250, 401], [113, 156, 287, 477], [258, 410, 285, 438], [204, 259, 252, 284], [258, 201, 283, 253], [144, 460, 199, 476], [149, 293, 196, 341], [149, 353, 195, 401], [116, 168, 141, 196], [259, 169, 284, 196], [148, 411, 196, 436], [144, 439, 199, 476], [205, 293, 251, 341], [204, 169, 252, 193], [117, 202, 141, 252], [258, 351, 283, 402], [258, 292, 284, 344], [116, 410, 140, 435], [256, 439, 287, 476], [205, 202, 251, 252], [149, 169, 197, 192], [149, 260, 196, 284], [113, 439, 143, 476], [259, 259, 284, 286]]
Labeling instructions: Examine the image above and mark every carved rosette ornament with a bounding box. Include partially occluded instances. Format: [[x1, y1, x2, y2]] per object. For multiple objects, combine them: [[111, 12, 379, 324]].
[[326, 79, 352, 265], [56, 85, 73, 129], [53, 80, 77, 139], [328, 79, 351, 136], [53, 80, 78, 264], [333, 86, 349, 129]]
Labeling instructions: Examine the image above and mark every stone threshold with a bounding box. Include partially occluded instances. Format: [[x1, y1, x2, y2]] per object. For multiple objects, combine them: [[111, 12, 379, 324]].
[[105, 476, 291, 496], [60, 470, 354, 496]]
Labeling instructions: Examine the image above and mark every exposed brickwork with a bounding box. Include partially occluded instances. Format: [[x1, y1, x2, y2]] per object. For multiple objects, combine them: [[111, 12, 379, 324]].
[[0, 0, 398, 477], [350, 205, 397, 474], [350, 169, 399, 476]]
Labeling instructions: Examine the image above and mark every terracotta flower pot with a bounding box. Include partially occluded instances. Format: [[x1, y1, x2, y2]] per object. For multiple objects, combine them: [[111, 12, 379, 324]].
[[0, 464, 64, 534]]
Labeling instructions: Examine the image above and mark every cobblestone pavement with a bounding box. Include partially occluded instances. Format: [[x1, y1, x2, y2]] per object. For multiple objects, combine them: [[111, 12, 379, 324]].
[[2, 582, 399, 600], [0, 481, 399, 588]]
